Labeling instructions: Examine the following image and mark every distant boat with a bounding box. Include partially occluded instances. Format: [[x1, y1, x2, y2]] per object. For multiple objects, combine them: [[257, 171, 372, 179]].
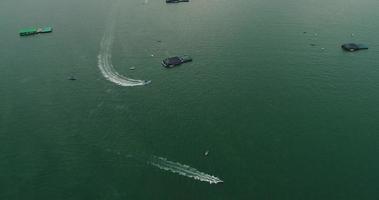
[[68, 76, 76, 81]]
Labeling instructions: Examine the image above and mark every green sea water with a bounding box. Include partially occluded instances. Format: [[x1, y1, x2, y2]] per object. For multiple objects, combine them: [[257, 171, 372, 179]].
[[1, 0, 379, 199]]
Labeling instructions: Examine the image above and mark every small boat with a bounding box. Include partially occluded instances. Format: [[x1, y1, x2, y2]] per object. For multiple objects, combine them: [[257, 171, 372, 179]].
[[204, 150, 209, 156], [130, 67, 136, 70]]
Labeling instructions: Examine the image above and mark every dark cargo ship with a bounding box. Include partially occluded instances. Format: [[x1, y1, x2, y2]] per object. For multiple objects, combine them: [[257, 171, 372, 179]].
[[162, 55, 192, 68]]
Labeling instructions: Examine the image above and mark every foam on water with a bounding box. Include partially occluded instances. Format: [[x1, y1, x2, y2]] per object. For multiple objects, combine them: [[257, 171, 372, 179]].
[[149, 156, 223, 184], [98, 1, 150, 87]]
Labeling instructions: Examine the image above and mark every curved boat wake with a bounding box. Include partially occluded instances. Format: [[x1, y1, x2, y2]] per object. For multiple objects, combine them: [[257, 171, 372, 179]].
[[98, 2, 150, 87], [149, 156, 223, 184]]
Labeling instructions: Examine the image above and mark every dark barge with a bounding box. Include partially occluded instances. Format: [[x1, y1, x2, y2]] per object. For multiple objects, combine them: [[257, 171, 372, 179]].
[[341, 43, 368, 52], [162, 55, 192, 68], [166, 0, 189, 3]]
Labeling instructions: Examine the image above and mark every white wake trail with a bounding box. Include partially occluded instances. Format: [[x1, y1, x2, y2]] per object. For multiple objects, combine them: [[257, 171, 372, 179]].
[[149, 156, 223, 184], [98, 2, 150, 87]]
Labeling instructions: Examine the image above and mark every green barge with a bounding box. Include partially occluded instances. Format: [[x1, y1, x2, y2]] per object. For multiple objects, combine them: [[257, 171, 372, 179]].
[[19, 27, 53, 36]]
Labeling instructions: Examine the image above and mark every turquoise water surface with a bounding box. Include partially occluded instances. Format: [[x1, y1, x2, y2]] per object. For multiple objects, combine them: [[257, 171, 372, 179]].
[[1, 0, 379, 199]]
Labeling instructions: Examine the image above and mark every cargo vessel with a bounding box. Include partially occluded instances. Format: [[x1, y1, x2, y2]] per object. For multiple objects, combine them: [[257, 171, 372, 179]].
[[19, 27, 53, 36]]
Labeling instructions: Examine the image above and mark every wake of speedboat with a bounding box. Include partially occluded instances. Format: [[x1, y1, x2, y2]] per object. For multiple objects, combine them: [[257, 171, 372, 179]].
[[149, 156, 223, 184], [98, 1, 150, 87]]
